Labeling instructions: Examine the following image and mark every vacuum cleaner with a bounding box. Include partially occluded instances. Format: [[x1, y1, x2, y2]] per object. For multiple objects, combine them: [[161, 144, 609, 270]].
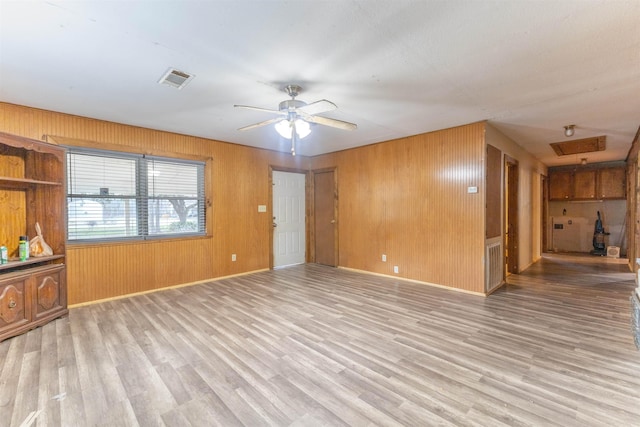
[[591, 211, 609, 256]]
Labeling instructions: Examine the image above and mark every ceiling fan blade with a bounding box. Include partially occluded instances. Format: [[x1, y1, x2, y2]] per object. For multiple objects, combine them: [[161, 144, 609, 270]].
[[304, 115, 357, 131], [296, 99, 337, 115], [234, 104, 285, 115], [238, 117, 283, 131]]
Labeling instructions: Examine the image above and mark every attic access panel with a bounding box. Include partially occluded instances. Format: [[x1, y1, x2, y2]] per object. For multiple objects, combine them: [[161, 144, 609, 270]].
[[550, 136, 606, 156]]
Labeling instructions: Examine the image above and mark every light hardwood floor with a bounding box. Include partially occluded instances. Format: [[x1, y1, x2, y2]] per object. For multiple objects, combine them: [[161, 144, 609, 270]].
[[1, 256, 639, 426]]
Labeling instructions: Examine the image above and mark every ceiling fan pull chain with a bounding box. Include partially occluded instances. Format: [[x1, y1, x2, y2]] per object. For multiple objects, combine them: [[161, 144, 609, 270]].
[[291, 121, 297, 156]]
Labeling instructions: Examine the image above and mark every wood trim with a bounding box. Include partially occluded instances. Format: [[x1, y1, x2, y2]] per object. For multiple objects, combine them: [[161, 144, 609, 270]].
[[338, 266, 486, 297], [625, 125, 640, 162], [0, 131, 65, 161], [68, 268, 269, 308], [46, 135, 212, 162]]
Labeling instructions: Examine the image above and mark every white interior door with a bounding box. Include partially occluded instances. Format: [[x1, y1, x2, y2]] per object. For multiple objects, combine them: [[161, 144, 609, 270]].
[[273, 171, 306, 268]]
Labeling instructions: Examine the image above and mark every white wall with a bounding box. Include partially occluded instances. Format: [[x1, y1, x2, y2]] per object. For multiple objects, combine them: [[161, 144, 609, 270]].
[[485, 123, 548, 272], [549, 200, 627, 255]]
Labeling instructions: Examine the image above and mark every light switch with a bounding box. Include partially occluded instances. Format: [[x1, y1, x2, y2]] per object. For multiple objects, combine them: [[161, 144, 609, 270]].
[[467, 186, 478, 193], [258, 205, 267, 212]]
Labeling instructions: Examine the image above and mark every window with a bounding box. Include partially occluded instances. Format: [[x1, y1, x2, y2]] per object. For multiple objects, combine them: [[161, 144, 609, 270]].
[[66, 147, 205, 241]]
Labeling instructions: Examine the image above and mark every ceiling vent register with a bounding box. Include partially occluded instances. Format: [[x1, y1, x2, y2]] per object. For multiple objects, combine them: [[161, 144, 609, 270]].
[[158, 68, 194, 89]]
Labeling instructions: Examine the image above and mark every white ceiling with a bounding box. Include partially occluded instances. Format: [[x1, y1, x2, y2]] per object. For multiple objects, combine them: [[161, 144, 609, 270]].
[[1, 1, 638, 166]]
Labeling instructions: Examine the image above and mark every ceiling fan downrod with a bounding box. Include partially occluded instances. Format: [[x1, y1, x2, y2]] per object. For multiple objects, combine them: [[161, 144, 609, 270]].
[[284, 84, 302, 99]]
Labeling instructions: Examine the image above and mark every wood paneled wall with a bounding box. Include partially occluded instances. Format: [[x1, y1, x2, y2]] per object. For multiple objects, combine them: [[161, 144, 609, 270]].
[[0, 102, 308, 304], [486, 144, 502, 239], [311, 123, 487, 293], [1, 102, 490, 300]]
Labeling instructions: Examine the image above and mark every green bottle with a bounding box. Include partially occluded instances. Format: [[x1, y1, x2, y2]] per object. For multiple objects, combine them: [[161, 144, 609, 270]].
[[19, 235, 29, 261]]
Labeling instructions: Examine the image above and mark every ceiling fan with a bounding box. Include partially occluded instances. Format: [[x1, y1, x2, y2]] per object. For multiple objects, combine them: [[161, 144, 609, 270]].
[[234, 84, 357, 155]]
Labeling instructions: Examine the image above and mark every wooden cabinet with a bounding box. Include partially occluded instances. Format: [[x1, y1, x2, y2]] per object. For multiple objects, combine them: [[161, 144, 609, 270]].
[[0, 132, 67, 342], [598, 167, 626, 199], [573, 170, 597, 199], [549, 170, 572, 200], [0, 276, 30, 338], [549, 166, 626, 201]]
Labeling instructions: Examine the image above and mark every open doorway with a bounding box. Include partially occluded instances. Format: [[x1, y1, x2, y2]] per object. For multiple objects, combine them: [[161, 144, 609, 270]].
[[505, 156, 519, 275], [541, 174, 548, 253]]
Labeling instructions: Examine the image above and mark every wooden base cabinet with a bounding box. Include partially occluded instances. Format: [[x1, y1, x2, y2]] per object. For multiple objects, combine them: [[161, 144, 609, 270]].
[[0, 264, 67, 341], [0, 275, 30, 339]]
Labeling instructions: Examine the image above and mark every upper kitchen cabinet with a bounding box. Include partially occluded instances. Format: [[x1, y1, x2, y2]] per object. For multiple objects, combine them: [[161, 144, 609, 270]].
[[549, 170, 572, 200], [597, 167, 626, 199], [573, 169, 597, 200], [549, 164, 626, 201]]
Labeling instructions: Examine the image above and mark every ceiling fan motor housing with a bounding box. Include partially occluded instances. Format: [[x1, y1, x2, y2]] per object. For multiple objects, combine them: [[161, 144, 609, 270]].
[[279, 99, 306, 112]]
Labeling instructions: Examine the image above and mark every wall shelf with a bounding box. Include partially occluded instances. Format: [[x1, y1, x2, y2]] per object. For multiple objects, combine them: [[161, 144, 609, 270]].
[[0, 176, 63, 190], [0, 255, 65, 273]]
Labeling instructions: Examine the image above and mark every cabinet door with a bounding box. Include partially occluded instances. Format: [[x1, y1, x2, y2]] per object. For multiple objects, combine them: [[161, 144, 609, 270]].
[[549, 171, 572, 200], [0, 278, 31, 339], [573, 170, 597, 199], [32, 265, 66, 321], [598, 168, 626, 199]]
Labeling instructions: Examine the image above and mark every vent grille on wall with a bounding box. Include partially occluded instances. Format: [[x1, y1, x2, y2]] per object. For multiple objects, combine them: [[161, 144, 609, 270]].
[[158, 68, 195, 89], [486, 242, 503, 292]]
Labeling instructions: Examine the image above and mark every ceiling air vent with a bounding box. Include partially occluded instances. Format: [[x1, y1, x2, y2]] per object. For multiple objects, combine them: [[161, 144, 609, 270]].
[[158, 68, 194, 89]]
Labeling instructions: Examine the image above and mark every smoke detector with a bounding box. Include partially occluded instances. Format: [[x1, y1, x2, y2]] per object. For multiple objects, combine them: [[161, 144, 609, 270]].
[[158, 68, 194, 89]]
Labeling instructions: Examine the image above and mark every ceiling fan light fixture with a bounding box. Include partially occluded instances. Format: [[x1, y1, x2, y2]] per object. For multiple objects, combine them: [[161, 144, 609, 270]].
[[275, 120, 292, 138], [275, 119, 311, 139], [295, 119, 311, 138], [564, 124, 575, 137]]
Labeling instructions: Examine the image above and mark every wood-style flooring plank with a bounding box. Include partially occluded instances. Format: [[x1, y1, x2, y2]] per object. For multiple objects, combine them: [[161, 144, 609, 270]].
[[1, 255, 639, 426]]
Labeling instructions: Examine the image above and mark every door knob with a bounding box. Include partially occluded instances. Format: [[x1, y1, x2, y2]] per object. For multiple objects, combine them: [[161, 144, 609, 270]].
[[330, 220, 336, 224], [273, 223, 277, 227]]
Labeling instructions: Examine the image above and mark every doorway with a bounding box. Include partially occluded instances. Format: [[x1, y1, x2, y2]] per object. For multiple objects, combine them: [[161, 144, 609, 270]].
[[505, 156, 519, 275], [313, 168, 338, 266], [272, 170, 306, 268], [541, 174, 548, 253]]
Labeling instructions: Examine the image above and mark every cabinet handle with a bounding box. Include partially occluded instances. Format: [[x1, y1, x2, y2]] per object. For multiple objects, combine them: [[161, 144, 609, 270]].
[[8, 299, 16, 309]]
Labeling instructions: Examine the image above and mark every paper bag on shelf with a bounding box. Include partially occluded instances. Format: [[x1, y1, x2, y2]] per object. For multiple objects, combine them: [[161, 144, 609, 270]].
[[29, 222, 53, 257]]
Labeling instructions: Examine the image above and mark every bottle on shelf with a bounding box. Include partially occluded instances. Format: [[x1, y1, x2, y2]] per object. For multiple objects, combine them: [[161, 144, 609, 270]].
[[19, 235, 29, 261]]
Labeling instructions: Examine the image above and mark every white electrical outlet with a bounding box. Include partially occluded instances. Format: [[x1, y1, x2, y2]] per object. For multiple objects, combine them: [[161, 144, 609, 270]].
[[231, 254, 237, 261], [393, 266, 399, 274], [382, 254, 387, 262]]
